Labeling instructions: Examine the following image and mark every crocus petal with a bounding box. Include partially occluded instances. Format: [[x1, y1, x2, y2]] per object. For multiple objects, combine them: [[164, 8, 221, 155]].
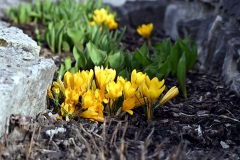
[[159, 86, 179, 105], [64, 71, 74, 89], [122, 98, 136, 115]]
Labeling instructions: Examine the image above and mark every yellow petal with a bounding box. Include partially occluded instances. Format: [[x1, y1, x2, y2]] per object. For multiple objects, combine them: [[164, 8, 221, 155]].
[[159, 86, 179, 105], [64, 71, 74, 89], [122, 98, 136, 115], [47, 86, 53, 99]]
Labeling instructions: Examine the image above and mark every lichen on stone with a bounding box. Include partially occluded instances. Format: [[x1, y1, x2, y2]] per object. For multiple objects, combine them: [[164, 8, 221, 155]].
[[0, 38, 8, 47]]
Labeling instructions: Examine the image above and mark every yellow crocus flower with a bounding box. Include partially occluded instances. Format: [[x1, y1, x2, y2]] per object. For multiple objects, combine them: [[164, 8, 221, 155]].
[[81, 90, 95, 110], [94, 66, 116, 89], [131, 69, 146, 86], [53, 79, 65, 94], [122, 97, 136, 115], [117, 76, 126, 86], [105, 81, 123, 101], [93, 8, 108, 26], [159, 86, 179, 105], [60, 102, 76, 118], [142, 76, 165, 104], [123, 81, 137, 99], [104, 13, 118, 30], [80, 102, 104, 122], [64, 88, 79, 106], [137, 23, 154, 40], [107, 20, 118, 30], [81, 90, 104, 122]]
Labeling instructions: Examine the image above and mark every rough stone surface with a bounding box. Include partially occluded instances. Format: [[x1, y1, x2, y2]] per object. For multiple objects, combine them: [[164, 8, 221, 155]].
[[197, 15, 223, 72], [0, 27, 56, 135], [0, 20, 9, 29], [222, 38, 240, 96], [164, 1, 216, 39]]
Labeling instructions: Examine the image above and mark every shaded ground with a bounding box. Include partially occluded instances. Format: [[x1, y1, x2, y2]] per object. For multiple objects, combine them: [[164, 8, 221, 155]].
[[1, 19, 240, 160]]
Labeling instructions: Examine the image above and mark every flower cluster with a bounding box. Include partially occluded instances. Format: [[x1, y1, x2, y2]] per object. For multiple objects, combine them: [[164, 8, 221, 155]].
[[48, 66, 179, 122], [90, 8, 118, 30]]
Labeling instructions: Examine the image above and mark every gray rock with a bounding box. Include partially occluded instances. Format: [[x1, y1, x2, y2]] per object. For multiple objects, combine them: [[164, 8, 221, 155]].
[[220, 0, 240, 20], [177, 19, 202, 40], [210, 28, 240, 73], [0, 27, 56, 135], [0, 20, 9, 29], [164, 1, 216, 39], [196, 15, 223, 72], [222, 37, 240, 96]]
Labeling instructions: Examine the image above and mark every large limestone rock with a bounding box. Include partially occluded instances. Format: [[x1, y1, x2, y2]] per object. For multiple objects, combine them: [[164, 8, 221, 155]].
[[0, 27, 56, 135]]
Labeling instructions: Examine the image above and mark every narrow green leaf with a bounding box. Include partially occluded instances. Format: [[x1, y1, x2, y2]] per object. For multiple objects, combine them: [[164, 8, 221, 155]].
[[58, 64, 65, 80], [177, 53, 187, 98], [65, 56, 72, 71], [188, 42, 198, 71], [163, 38, 172, 56], [169, 42, 181, 76], [177, 38, 192, 71]]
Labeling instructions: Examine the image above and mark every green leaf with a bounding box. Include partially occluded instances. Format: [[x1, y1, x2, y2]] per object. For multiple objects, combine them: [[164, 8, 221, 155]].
[[188, 41, 198, 70], [163, 38, 171, 56], [143, 61, 159, 79], [69, 67, 76, 73], [65, 56, 72, 71], [62, 41, 71, 52], [57, 31, 63, 53], [58, 64, 65, 80], [131, 50, 153, 71], [86, 42, 107, 66], [67, 28, 84, 45], [177, 53, 187, 98], [183, 36, 191, 46], [108, 52, 124, 70], [118, 69, 130, 80], [169, 42, 181, 76], [177, 38, 192, 71], [158, 60, 171, 80], [73, 46, 87, 70], [139, 43, 149, 56]]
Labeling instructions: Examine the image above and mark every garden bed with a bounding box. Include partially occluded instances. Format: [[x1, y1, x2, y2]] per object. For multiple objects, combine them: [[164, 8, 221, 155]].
[[0, 18, 240, 160], [1, 1, 240, 159]]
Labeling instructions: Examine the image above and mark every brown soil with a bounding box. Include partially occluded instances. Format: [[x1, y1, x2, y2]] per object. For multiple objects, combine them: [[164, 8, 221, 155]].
[[1, 19, 240, 160]]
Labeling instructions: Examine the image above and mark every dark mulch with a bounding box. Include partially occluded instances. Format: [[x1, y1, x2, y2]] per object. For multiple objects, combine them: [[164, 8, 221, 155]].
[[1, 18, 240, 160]]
